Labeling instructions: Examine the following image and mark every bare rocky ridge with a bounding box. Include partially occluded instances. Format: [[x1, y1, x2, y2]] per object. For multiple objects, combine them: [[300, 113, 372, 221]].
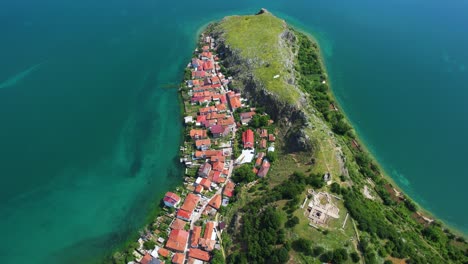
[[212, 15, 313, 152]]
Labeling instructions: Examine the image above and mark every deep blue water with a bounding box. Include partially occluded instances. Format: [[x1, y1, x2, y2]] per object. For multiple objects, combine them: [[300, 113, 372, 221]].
[[0, 0, 467, 263]]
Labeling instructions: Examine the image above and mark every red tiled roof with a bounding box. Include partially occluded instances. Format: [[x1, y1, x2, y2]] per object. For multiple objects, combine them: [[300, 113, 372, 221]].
[[210, 155, 225, 162], [141, 253, 153, 264], [260, 139, 267, 149], [223, 180, 235, 197], [172, 253, 185, 264], [190, 129, 208, 139], [177, 209, 192, 221], [192, 71, 206, 78], [255, 152, 265, 167], [189, 249, 211, 262], [181, 193, 200, 213], [208, 194, 222, 210], [204, 222, 215, 240], [260, 129, 268, 138], [194, 185, 204, 194], [240, 111, 256, 119], [212, 161, 224, 172], [166, 229, 189, 252], [191, 226, 202, 247], [200, 178, 212, 189], [269, 134, 276, 142], [242, 129, 254, 149], [195, 139, 211, 148], [216, 103, 227, 111], [158, 248, 170, 258], [163, 192, 181, 206], [196, 115, 206, 123], [257, 159, 271, 177], [171, 218, 188, 230], [228, 96, 242, 110], [212, 171, 222, 183]]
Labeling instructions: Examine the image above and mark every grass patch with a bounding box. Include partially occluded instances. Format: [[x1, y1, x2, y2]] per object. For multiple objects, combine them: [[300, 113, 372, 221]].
[[219, 13, 301, 104]]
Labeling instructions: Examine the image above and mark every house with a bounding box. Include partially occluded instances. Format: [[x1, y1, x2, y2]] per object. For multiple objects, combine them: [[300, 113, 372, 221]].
[[210, 155, 225, 163], [259, 128, 268, 138], [218, 116, 236, 129], [228, 95, 242, 111], [191, 226, 202, 248], [170, 218, 188, 230], [194, 150, 223, 159], [212, 161, 224, 172], [240, 111, 256, 125], [172, 253, 185, 264], [203, 60, 214, 71], [188, 249, 210, 262], [192, 71, 206, 79], [257, 159, 271, 177], [187, 257, 204, 264], [211, 76, 220, 84], [176, 209, 192, 221], [192, 79, 201, 87], [194, 185, 204, 194], [198, 163, 212, 178], [140, 253, 153, 264], [216, 103, 227, 112], [199, 106, 216, 115], [259, 139, 267, 149], [200, 178, 212, 190], [158, 248, 170, 258], [184, 116, 194, 124], [210, 124, 228, 138], [204, 222, 215, 240], [255, 152, 265, 167], [191, 58, 200, 69], [165, 229, 189, 252], [195, 139, 211, 150], [242, 129, 254, 149], [208, 194, 222, 210], [223, 180, 235, 198], [163, 192, 181, 208], [180, 193, 200, 213], [269, 134, 276, 142], [190, 129, 208, 140], [212, 171, 223, 184]]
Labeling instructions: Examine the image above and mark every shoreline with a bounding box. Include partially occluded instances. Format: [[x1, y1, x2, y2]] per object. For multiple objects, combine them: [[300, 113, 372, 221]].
[[289, 25, 466, 237]]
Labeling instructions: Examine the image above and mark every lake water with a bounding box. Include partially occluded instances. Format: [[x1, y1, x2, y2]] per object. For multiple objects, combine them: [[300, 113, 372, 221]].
[[0, 0, 467, 263]]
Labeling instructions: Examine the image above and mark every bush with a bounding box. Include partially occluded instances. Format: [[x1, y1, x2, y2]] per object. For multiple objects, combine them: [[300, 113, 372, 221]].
[[350, 252, 360, 263], [312, 246, 325, 257], [143, 240, 156, 250], [232, 164, 257, 183], [285, 216, 299, 228], [330, 182, 341, 194], [292, 238, 313, 255]]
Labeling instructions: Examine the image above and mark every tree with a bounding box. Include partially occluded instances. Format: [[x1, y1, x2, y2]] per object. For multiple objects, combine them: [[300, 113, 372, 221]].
[[332, 248, 349, 263], [332, 120, 351, 135], [143, 240, 156, 250], [308, 173, 324, 189], [312, 246, 325, 257], [330, 182, 341, 194], [232, 164, 256, 183], [212, 249, 225, 264], [292, 238, 313, 255], [266, 151, 278, 163], [350, 252, 360, 263], [285, 216, 299, 228]]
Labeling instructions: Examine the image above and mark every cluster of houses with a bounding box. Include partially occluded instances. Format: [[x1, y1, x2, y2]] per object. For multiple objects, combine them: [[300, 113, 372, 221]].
[[130, 32, 278, 264]]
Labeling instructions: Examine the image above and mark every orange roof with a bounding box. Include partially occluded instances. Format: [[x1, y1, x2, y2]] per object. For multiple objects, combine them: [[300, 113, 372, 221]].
[[208, 194, 222, 210], [172, 253, 186, 264], [177, 209, 192, 220], [141, 253, 153, 264], [212, 161, 224, 172], [166, 229, 189, 252], [255, 152, 265, 167], [228, 96, 242, 110], [210, 155, 225, 162], [158, 248, 170, 258], [200, 178, 212, 189], [203, 221, 215, 240], [191, 226, 202, 247], [180, 193, 200, 213], [260, 129, 268, 138], [223, 180, 235, 198], [218, 116, 235, 127], [216, 103, 227, 111], [195, 139, 211, 147], [194, 185, 204, 194], [260, 139, 267, 149], [188, 249, 210, 262], [171, 218, 188, 230], [190, 129, 207, 139], [269, 134, 276, 142]]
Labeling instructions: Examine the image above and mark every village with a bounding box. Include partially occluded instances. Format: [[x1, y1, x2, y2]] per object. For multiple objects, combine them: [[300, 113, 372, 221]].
[[127, 32, 277, 264]]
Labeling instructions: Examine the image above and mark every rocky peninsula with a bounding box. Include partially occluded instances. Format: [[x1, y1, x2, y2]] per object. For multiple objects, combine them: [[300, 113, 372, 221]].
[[107, 9, 467, 264]]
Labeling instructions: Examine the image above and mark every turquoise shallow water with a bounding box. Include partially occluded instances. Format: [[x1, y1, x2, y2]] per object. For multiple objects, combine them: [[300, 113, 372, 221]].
[[0, 0, 467, 263]]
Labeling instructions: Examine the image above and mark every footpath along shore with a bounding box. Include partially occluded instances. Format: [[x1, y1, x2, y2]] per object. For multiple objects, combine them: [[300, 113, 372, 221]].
[[120, 28, 278, 264]]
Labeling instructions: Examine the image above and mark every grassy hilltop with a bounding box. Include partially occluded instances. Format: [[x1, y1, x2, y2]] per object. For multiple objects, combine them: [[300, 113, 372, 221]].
[[212, 10, 468, 264]]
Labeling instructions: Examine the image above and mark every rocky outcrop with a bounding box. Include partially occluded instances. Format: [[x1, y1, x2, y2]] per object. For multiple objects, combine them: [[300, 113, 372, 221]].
[[212, 19, 313, 152]]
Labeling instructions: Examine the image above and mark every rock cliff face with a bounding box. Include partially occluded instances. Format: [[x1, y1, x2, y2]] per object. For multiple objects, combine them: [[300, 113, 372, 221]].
[[211, 12, 313, 152]]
